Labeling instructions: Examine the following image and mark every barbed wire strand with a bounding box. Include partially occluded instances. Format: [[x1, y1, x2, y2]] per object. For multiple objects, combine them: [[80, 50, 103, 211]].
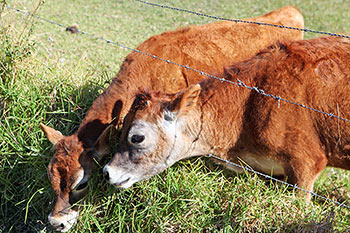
[[134, 0, 350, 39], [4, 4, 350, 209], [207, 154, 350, 209], [4, 4, 350, 125]]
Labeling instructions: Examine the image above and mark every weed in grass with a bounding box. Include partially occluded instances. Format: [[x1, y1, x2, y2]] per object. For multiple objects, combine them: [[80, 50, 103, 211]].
[[0, 32, 36, 84]]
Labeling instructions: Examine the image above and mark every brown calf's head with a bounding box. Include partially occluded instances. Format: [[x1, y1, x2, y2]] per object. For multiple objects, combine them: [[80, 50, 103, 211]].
[[40, 123, 114, 232], [104, 84, 203, 188]]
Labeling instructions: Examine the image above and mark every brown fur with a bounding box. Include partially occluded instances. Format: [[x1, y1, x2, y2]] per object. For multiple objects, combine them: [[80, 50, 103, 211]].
[[107, 36, 350, 201], [41, 6, 304, 231], [78, 6, 303, 143]]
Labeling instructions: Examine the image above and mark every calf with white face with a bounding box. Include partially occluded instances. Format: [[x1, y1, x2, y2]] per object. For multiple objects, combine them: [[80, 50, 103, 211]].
[[103, 90, 204, 188]]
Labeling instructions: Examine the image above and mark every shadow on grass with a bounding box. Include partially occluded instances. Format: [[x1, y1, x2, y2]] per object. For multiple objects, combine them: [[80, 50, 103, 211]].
[[0, 75, 111, 232]]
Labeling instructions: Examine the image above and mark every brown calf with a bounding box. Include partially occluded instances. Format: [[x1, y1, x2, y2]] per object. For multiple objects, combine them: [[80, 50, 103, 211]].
[[104, 36, 350, 203], [40, 6, 304, 232]]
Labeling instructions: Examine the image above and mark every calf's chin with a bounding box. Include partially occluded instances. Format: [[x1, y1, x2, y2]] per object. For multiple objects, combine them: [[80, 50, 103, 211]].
[[104, 150, 172, 189]]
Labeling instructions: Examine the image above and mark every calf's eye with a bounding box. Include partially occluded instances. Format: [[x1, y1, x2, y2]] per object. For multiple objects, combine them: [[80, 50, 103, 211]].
[[75, 181, 88, 190], [131, 134, 145, 144]]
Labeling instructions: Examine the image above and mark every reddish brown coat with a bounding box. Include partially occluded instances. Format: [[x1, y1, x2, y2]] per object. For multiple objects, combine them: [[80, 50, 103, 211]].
[[78, 6, 304, 146], [105, 36, 350, 201], [41, 6, 304, 232]]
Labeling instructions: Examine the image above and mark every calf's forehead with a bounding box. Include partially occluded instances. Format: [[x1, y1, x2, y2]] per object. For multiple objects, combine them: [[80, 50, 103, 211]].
[[135, 108, 161, 123], [128, 91, 175, 122], [49, 161, 80, 197], [48, 136, 84, 194]]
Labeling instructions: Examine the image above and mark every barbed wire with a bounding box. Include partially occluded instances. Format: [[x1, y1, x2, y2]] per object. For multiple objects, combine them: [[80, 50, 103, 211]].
[[207, 154, 350, 209], [134, 0, 350, 39], [3, 4, 350, 210], [4, 4, 350, 125]]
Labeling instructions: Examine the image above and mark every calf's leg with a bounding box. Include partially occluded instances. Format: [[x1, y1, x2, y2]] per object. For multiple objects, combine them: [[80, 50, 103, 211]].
[[283, 146, 328, 202]]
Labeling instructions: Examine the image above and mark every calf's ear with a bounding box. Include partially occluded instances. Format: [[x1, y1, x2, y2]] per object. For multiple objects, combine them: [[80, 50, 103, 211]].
[[40, 123, 64, 145], [174, 84, 201, 115], [93, 124, 117, 160]]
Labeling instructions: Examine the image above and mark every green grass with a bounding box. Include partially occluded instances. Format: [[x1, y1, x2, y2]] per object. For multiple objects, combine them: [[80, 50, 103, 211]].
[[1, 0, 350, 232]]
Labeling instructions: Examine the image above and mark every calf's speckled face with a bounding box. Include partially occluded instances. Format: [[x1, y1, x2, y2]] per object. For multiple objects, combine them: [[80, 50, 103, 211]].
[[104, 85, 202, 188]]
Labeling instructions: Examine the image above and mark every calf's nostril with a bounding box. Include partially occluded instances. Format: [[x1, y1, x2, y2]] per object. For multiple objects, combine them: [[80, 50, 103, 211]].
[[60, 223, 65, 229]]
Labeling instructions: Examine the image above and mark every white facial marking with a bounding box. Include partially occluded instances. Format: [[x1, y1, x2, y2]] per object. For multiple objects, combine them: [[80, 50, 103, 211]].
[[158, 112, 186, 165], [48, 209, 79, 232], [161, 111, 177, 138], [103, 164, 144, 189]]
